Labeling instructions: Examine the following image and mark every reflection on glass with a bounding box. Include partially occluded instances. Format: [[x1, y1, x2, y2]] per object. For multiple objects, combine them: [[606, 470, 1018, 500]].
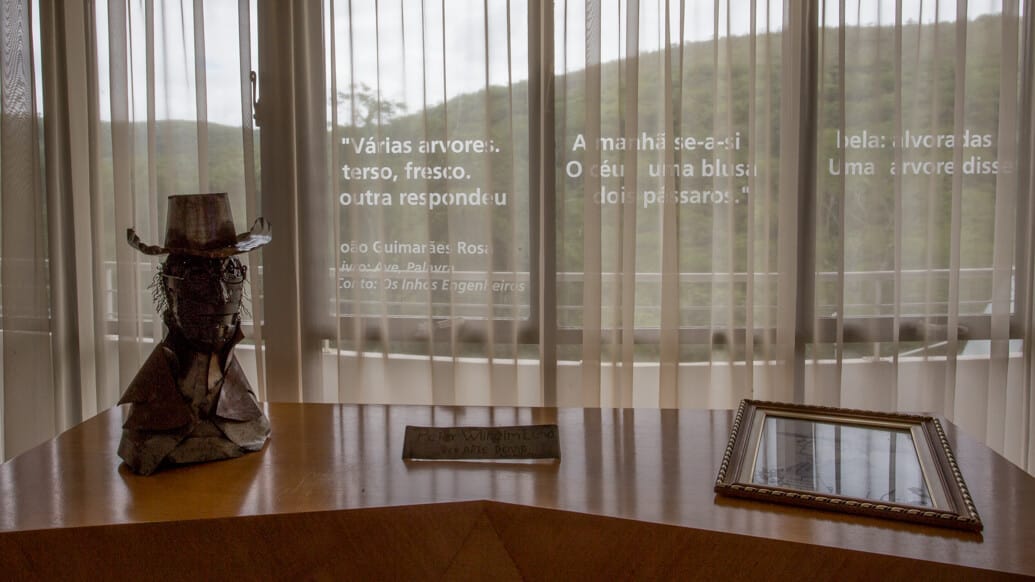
[[752, 415, 932, 508], [330, 0, 532, 327]]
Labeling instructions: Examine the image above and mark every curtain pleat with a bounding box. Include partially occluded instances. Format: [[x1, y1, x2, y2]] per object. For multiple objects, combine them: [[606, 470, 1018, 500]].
[[987, 2, 1021, 456], [889, 0, 903, 411], [1, 0, 52, 458], [328, 0, 343, 406], [437, 0, 459, 406], [336, 0, 363, 404], [618, 0, 638, 409], [708, 0, 738, 407], [943, 2, 967, 422], [755, 0, 777, 397], [744, 0, 758, 399], [657, 0, 680, 408], [85, 0, 112, 414], [1021, 0, 1035, 473], [62, 0, 101, 423], [107, 0, 144, 389], [501, 0, 522, 405], [40, 0, 84, 433], [774, 0, 805, 403], [580, 0, 602, 407]]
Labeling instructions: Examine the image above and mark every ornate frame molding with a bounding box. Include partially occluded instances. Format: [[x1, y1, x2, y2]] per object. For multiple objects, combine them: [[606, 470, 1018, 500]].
[[714, 399, 982, 532]]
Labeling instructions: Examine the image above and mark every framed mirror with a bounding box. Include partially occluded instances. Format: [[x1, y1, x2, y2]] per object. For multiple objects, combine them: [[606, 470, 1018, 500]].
[[714, 400, 982, 532]]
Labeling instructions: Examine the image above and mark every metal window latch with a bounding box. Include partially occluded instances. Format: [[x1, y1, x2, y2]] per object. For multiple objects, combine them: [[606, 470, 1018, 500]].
[[250, 71, 262, 126]]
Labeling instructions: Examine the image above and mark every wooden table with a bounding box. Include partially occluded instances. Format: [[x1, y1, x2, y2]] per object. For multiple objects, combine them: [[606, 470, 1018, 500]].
[[1, 403, 1033, 580]]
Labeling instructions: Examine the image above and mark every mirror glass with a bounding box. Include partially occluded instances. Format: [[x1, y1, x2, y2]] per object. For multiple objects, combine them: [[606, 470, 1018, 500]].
[[751, 415, 933, 508]]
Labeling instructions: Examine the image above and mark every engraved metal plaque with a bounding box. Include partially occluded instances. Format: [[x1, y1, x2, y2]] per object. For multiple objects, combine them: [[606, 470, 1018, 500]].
[[402, 425, 561, 460]]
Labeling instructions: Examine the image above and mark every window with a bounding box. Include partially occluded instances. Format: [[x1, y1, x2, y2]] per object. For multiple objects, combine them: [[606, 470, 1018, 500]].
[[329, 0, 533, 356], [253, 0, 1030, 419]]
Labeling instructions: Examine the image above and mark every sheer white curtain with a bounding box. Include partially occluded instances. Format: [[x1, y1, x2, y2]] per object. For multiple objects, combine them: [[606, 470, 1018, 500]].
[[555, 0, 798, 408], [1, 0, 1034, 477], [810, 0, 1033, 470], [552, 0, 1034, 472], [1, 0, 50, 459], [256, 0, 536, 406], [280, 0, 798, 411], [270, 0, 795, 411], [0, 0, 261, 460], [289, 0, 1033, 473]]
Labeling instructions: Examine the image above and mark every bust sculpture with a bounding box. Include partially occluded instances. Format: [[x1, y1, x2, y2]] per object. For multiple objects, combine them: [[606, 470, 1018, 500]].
[[117, 193, 272, 475]]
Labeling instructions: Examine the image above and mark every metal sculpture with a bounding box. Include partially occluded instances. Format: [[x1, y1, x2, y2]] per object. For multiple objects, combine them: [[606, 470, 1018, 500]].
[[118, 193, 272, 475]]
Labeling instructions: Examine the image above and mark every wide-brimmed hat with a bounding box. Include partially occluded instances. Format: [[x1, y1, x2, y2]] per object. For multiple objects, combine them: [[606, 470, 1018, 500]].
[[127, 193, 271, 258]]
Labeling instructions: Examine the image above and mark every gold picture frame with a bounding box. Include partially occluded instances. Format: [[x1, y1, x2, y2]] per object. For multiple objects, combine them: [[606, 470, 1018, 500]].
[[714, 400, 982, 532]]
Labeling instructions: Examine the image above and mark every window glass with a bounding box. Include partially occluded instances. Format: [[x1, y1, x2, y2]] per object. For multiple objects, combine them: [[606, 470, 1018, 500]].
[[815, 1, 1012, 321], [92, 1, 258, 329], [555, 0, 783, 361], [329, 0, 532, 343]]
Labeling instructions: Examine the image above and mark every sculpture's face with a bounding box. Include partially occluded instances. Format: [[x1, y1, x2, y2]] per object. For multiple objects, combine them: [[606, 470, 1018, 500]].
[[162, 255, 246, 351]]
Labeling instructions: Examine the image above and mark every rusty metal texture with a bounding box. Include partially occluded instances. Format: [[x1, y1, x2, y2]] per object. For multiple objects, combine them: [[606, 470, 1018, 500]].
[[118, 194, 272, 476]]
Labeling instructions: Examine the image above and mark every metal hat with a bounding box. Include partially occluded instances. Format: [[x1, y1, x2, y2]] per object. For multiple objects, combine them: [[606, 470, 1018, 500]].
[[127, 193, 271, 258]]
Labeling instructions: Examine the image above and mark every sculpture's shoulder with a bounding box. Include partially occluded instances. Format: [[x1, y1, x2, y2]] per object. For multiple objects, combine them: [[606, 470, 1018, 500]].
[[117, 342, 193, 431]]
